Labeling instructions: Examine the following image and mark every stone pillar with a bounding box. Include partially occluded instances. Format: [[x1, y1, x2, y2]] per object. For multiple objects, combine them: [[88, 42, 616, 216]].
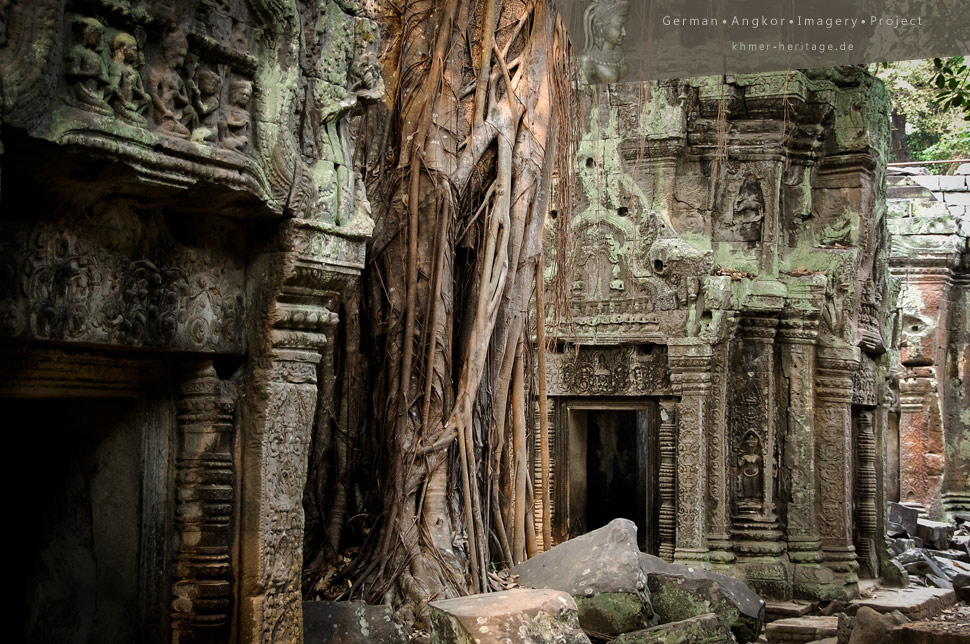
[[942, 273, 970, 515], [239, 220, 361, 643], [779, 316, 829, 599], [658, 398, 677, 561], [898, 367, 944, 516], [668, 342, 711, 563], [706, 341, 734, 565], [240, 303, 335, 642], [815, 345, 860, 596], [731, 314, 786, 598], [172, 360, 236, 643], [854, 410, 879, 578]]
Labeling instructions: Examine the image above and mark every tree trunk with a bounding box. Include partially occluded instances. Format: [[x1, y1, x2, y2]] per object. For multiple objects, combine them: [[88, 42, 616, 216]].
[[302, 0, 570, 624]]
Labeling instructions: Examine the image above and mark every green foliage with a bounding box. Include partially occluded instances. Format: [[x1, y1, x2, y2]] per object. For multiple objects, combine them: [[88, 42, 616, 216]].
[[933, 56, 970, 120], [876, 58, 970, 171]]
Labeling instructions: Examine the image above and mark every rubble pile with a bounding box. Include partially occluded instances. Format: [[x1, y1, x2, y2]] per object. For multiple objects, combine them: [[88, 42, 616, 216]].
[[885, 503, 970, 600], [426, 519, 765, 643]]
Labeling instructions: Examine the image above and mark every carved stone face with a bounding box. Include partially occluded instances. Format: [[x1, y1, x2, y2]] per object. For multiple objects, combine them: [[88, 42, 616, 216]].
[[80, 20, 104, 48], [230, 82, 252, 106], [603, 14, 627, 46]]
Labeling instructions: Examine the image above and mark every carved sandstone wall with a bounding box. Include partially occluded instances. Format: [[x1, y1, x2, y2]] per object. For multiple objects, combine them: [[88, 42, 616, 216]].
[[0, 1, 379, 641], [542, 69, 895, 601], [888, 164, 970, 518]]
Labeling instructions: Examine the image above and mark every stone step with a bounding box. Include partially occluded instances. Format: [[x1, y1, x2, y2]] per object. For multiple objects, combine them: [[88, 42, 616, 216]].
[[763, 601, 815, 623], [847, 586, 956, 621], [764, 616, 837, 644]]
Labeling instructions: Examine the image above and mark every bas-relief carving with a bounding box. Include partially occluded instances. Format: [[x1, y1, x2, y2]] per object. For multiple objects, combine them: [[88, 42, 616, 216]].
[[545, 345, 671, 396], [580, 0, 630, 84], [737, 432, 764, 510], [0, 202, 243, 352], [721, 175, 765, 243]]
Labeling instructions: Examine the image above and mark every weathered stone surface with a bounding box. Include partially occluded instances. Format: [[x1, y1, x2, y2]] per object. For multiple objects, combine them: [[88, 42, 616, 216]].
[[888, 503, 918, 538], [428, 589, 590, 644], [765, 616, 838, 643], [642, 553, 764, 644], [303, 601, 410, 644], [614, 613, 734, 644], [916, 519, 954, 551], [511, 519, 652, 635], [848, 587, 956, 621], [846, 606, 908, 644]]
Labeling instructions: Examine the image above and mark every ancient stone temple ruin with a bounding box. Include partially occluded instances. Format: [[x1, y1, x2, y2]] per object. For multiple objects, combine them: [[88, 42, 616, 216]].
[[4, 0, 967, 640], [1, 1, 379, 640], [540, 71, 897, 601], [887, 165, 970, 518]]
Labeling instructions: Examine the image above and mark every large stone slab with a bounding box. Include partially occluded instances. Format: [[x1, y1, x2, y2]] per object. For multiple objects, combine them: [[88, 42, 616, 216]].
[[848, 587, 956, 621], [916, 519, 954, 551], [303, 601, 410, 644], [764, 616, 838, 644], [428, 589, 590, 644], [613, 613, 734, 644], [511, 519, 652, 635], [641, 553, 764, 644], [888, 503, 919, 538]]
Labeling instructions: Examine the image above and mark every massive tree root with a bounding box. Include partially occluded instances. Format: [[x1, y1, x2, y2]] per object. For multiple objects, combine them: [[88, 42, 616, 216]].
[[303, 0, 570, 624]]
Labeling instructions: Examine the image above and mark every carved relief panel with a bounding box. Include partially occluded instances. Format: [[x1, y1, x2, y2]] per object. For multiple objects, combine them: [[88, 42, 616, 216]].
[[0, 196, 244, 352]]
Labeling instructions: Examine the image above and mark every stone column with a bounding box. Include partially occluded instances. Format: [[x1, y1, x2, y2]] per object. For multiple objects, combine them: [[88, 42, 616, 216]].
[[668, 342, 711, 563], [815, 345, 860, 595], [172, 360, 236, 643], [658, 398, 677, 561], [854, 410, 879, 578], [779, 316, 829, 599], [239, 220, 362, 643]]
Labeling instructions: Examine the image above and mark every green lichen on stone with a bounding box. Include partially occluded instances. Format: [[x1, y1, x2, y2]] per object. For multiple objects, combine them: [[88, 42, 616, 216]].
[[574, 591, 652, 636]]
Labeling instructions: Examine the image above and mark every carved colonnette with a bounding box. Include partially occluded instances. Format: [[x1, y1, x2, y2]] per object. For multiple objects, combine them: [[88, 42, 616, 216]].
[[172, 361, 236, 642]]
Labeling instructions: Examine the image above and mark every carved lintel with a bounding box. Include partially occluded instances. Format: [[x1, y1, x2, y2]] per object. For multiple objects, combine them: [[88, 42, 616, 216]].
[[172, 360, 236, 642]]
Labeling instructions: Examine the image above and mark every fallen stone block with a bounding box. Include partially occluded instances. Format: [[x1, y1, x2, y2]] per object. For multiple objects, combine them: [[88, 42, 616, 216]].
[[428, 588, 590, 644], [916, 519, 954, 551], [614, 612, 733, 644], [888, 503, 918, 538], [641, 554, 764, 644], [889, 622, 970, 644], [303, 600, 411, 644], [511, 519, 651, 636], [848, 586, 956, 621], [846, 606, 908, 644], [897, 549, 948, 580], [953, 573, 970, 602], [764, 616, 837, 643]]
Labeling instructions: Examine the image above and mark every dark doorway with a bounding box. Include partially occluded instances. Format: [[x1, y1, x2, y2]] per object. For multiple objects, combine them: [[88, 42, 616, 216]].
[[567, 404, 659, 553]]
